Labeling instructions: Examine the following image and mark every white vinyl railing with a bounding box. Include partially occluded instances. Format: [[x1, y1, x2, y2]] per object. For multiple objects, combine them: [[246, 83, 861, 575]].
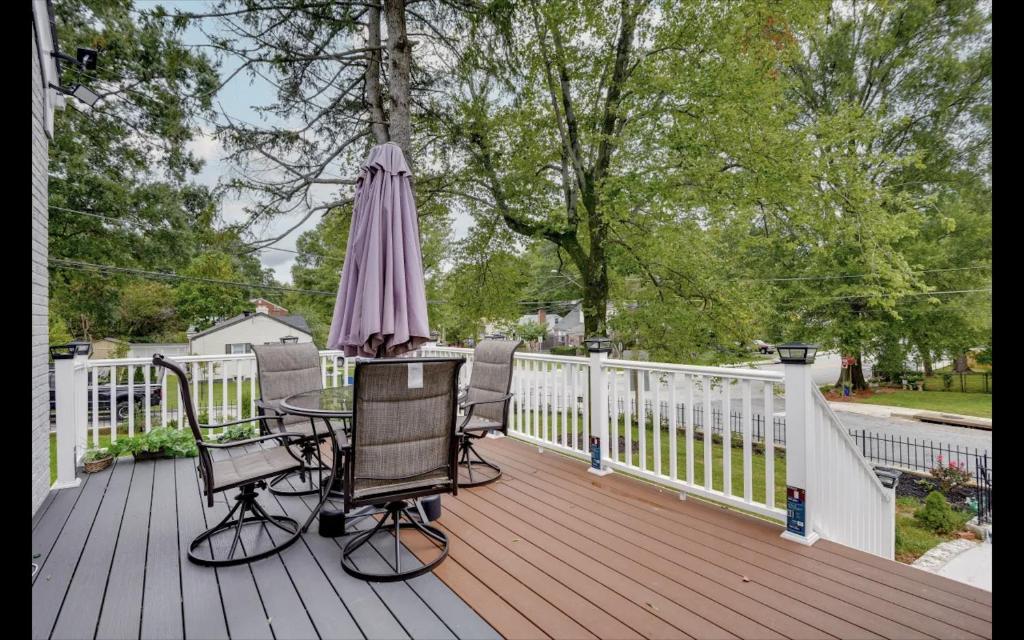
[[52, 344, 896, 558], [599, 359, 786, 522], [60, 351, 347, 450], [809, 387, 895, 558]]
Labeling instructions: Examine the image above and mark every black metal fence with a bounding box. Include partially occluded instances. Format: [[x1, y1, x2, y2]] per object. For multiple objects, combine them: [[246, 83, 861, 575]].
[[975, 454, 992, 524], [847, 428, 991, 476]]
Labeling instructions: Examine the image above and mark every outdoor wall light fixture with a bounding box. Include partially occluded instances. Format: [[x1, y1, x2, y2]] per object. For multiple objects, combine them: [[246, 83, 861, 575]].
[[49, 82, 101, 107], [776, 342, 819, 365], [280, 335, 299, 344], [873, 467, 902, 490], [584, 336, 612, 353]]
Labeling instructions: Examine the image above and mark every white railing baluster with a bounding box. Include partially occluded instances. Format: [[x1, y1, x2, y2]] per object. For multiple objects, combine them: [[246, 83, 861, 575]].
[[722, 379, 731, 496], [742, 380, 753, 502], [609, 367, 619, 461], [127, 365, 135, 437], [541, 361, 548, 443], [161, 367, 169, 429], [143, 365, 152, 433], [206, 361, 214, 424], [235, 360, 243, 421], [652, 373, 661, 476], [686, 373, 695, 485], [702, 376, 712, 489], [764, 381, 775, 508], [221, 359, 229, 431], [623, 369, 633, 467], [109, 365, 117, 442], [669, 373, 678, 481], [249, 358, 257, 418], [91, 368, 99, 447]]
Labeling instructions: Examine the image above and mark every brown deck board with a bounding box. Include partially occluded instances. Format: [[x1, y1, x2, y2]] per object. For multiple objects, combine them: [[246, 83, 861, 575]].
[[487, 438, 991, 639]]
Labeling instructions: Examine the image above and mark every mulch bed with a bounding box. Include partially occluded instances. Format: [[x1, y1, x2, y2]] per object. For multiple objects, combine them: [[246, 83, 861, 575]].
[[895, 470, 974, 508]]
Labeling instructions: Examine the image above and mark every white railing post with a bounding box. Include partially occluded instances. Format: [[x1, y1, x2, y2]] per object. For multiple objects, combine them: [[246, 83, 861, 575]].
[[73, 349, 89, 464], [52, 349, 81, 489], [780, 347, 820, 546], [587, 343, 612, 477]]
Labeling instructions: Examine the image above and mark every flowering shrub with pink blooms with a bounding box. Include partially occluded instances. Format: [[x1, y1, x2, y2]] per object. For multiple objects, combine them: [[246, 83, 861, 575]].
[[929, 455, 972, 494]]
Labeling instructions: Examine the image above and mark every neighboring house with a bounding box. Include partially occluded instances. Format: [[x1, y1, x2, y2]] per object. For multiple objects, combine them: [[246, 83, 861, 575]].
[[188, 311, 314, 355], [126, 343, 189, 359], [250, 297, 289, 317], [91, 337, 129, 359], [32, 0, 66, 513]]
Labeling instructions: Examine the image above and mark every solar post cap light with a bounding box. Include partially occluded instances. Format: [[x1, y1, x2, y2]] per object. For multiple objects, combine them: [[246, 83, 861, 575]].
[[776, 343, 819, 365], [584, 336, 613, 353]]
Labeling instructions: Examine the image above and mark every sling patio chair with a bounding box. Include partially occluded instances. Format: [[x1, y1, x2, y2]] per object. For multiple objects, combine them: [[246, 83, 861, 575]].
[[340, 357, 464, 582], [456, 339, 521, 487], [153, 354, 339, 566], [252, 343, 347, 498]]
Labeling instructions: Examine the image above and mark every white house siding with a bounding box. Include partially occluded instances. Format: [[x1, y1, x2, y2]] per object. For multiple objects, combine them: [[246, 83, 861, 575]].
[[189, 315, 313, 355], [127, 343, 189, 359], [31, 18, 52, 515]]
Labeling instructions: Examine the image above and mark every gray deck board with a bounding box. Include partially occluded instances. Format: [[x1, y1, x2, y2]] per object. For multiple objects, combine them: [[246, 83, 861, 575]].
[[95, 459, 155, 640], [32, 449, 502, 640], [173, 456, 230, 640], [141, 458, 185, 639], [49, 459, 134, 640], [32, 463, 114, 639]]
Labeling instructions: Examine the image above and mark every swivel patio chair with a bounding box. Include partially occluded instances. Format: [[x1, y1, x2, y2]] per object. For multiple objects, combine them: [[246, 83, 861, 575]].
[[252, 343, 347, 497], [456, 339, 521, 487], [340, 357, 463, 582], [153, 354, 334, 566]]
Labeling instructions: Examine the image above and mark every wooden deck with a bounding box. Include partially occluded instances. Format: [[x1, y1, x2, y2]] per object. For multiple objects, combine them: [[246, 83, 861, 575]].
[[32, 436, 991, 640]]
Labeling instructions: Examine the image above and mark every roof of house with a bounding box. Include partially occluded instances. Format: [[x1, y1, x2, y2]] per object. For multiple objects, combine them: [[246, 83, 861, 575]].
[[189, 311, 313, 341]]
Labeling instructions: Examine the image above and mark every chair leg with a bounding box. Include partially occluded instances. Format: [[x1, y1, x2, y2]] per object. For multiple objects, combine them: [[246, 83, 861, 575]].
[[188, 483, 301, 567], [269, 439, 330, 497], [457, 435, 502, 487], [341, 501, 449, 582]]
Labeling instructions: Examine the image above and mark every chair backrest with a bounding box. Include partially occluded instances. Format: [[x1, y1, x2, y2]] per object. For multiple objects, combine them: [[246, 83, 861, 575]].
[[252, 343, 324, 427], [466, 339, 521, 428], [152, 355, 214, 497], [348, 357, 464, 506]]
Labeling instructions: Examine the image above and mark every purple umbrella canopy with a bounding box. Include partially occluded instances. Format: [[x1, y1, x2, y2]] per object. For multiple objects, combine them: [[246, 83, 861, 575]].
[[326, 142, 430, 357]]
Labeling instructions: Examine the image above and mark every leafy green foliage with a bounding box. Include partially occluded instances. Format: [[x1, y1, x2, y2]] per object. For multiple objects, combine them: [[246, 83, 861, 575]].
[[83, 448, 113, 463], [211, 423, 259, 444], [107, 428, 198, 459], [914, 491, 968, 535]]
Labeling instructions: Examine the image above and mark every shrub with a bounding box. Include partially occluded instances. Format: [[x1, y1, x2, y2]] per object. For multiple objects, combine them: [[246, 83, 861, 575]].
[[914, 491, 963, 534], [929, 455, 972, 493], [942, 373, 954, 391], [549, 345, 580, 357]]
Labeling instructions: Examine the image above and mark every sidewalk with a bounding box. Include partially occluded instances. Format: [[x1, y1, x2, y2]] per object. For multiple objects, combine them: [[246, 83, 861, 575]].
[[912, 538, 992, 592], [828, 401, 991, 429]]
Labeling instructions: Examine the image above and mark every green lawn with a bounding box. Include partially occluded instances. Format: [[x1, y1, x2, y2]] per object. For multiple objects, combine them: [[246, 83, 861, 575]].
[[855, 390, 992, 418], [894, 496, 975, 564], [164, 377, 258, 411]]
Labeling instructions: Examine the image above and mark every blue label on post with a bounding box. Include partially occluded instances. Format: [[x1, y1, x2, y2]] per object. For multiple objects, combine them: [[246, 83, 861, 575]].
[[786, 486, 806, 536], [590, 436, 601, 470]]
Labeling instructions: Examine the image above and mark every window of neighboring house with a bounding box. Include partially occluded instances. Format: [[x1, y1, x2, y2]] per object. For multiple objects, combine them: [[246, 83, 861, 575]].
[[226, 343, 251, 354]]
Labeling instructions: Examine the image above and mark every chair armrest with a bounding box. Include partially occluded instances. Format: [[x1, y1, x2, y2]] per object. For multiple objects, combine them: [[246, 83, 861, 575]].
[[199, 433, 305, 450], [459, 393, 514, 429], [255, 399, 282, 414]]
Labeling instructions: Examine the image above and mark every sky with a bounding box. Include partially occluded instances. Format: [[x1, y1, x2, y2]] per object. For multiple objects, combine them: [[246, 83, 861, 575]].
[[138, 0, 350, 284]]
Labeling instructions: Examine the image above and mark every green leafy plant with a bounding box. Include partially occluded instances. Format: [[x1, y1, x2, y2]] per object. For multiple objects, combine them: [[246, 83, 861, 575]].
[[942, 373, 954, 391], [83, 448, 112, 463], [211, 422, 258, 444], [108, 427, 198, 459], [914, 491, 966, 535]]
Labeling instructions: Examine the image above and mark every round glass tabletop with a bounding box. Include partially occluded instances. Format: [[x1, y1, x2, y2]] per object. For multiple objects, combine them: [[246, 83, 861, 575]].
[[280, 386, 354, 417]]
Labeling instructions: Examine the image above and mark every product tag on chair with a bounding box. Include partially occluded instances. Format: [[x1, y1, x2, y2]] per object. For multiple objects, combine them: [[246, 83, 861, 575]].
[[407, 362, 423, 389]]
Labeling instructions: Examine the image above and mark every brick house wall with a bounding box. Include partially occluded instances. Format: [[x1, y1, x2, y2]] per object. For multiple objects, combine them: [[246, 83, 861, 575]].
[[32, 2, 60, 515]]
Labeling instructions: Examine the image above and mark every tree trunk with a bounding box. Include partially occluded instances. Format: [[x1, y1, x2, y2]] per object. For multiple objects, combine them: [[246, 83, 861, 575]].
[[365, 3, 389, 145], [953, 353, 972, 373], [920, 346, 934, 377], [835, 352, 869, 390], [384, 0, 413, 163], [581, 260, 608, 337]]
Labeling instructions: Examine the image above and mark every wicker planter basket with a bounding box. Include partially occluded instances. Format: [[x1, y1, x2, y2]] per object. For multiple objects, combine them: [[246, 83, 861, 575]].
[[83, 455, 113, 473]]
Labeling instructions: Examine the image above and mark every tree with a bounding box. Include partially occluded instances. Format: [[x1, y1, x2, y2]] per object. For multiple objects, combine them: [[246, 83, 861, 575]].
[[47, 0, 222, 340], [115, 281, 178, 339], [174, 253, 254, 330]]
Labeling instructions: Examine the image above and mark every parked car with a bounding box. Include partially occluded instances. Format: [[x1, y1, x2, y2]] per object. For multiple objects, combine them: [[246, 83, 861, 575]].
[[49, 367, 163, 420], [753, 339, 775, 355]]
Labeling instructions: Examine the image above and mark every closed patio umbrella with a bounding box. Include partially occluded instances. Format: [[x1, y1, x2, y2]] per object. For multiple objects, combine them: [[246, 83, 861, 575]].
[[327, 142, 430, 357]]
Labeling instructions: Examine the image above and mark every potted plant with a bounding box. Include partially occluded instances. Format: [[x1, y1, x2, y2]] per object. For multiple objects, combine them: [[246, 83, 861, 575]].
[[107, 427, 198, 461], [83, 448, 114, 473]]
